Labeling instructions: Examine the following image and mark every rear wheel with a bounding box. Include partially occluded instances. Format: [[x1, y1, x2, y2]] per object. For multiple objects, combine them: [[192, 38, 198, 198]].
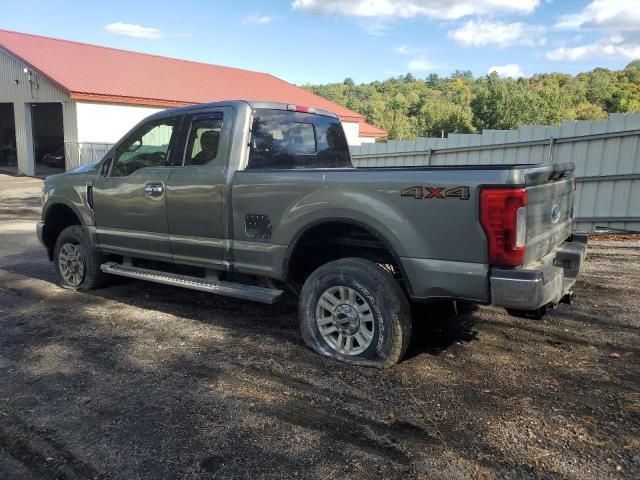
[[299, 258, 411, 368], [54, 225, 106, 291]]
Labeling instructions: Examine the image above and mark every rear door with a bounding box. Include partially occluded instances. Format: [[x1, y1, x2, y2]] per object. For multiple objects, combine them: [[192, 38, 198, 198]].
[[92, 115, 182, 261], [165, 108, 233, 269]]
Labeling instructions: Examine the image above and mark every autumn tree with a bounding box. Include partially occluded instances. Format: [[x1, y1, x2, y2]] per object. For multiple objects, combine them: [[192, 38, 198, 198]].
[[303, 63, 640, 140]]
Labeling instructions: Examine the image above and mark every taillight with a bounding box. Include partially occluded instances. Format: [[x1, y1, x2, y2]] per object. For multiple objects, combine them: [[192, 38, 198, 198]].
[[287, 104, 315, 113], [572, 177, 577, 229], [480, 188, 528, 266]]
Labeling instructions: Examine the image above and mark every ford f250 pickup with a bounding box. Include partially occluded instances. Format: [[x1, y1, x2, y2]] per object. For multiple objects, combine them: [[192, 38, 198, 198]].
[[37, 100, 587, 367]]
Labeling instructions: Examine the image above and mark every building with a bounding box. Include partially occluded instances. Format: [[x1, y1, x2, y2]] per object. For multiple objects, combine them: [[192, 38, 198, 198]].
[[0, 29, 387, 176]]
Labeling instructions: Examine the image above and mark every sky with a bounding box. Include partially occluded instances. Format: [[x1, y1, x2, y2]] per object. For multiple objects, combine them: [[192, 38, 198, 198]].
[[1, 0, 639, 85]]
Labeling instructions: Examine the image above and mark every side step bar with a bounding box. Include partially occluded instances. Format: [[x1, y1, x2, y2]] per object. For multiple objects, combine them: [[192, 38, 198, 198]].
[[100, 262, 283, 304]]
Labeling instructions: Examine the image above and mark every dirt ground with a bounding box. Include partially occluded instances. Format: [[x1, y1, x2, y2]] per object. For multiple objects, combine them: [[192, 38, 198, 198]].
[[0, 173, 638, 479]]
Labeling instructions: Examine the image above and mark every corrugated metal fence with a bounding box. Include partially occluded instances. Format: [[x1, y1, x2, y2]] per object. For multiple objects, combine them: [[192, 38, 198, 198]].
[[66, 142, 114, 169], [67, 115, 640, 233], [351, 113, 640, 232]]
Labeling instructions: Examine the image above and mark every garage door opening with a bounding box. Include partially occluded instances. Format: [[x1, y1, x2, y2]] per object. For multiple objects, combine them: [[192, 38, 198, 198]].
[[0, 103, 17, 173], [32, 103, 65, 176]]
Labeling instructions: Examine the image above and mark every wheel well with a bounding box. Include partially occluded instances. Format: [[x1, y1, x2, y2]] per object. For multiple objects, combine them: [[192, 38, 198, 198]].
[[286, 222, 402, 286], [43, 204, 81, 258]]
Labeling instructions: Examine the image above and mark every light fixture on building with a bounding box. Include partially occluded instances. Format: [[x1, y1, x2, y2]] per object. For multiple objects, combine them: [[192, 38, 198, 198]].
[[23, 66, 40, 95]]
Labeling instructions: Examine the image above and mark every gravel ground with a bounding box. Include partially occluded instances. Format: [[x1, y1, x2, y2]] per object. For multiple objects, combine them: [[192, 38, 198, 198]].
[[0, 173, 639, 479]]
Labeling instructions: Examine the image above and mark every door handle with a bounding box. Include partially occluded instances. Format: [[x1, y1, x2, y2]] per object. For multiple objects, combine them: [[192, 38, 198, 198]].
[[144, 182, 164, 197]]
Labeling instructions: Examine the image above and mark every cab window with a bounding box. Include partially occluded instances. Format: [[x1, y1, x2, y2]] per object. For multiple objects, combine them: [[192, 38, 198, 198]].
[[184, 114, 224, 166], [248, 109, 351, 170], [111, 118, 178, 177]]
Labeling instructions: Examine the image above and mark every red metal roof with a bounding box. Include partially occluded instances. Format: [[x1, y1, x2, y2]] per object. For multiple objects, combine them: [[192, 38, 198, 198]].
[[358, 120, 388, 137], [0, 29, 386, 137]]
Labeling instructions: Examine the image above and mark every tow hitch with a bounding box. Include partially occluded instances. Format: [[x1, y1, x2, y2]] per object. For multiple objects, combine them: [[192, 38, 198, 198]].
[[507, 306, 547, 320], [561, 291, 575, 305], [507, 291, 575, 320]]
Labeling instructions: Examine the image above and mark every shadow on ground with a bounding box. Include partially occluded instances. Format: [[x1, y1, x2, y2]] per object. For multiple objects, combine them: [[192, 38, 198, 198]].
[[1, 239, 639, 479]]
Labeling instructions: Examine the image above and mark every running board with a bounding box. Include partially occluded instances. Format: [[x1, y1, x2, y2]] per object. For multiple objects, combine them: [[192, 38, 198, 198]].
[[100, 262, 283, 304]]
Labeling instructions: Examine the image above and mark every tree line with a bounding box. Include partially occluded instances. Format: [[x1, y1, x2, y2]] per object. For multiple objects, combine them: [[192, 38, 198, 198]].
[[304, 61, 640, 140]]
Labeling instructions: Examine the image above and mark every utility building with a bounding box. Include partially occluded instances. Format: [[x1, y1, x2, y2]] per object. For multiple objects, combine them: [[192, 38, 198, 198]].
[[0, 29, 386, 176]]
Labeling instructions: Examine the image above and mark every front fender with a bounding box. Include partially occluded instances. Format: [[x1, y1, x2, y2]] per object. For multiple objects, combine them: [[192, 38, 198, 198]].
[[42, 174, 95, 226]]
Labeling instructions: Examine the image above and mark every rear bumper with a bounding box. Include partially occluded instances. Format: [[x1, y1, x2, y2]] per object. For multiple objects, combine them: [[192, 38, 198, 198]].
[[490, 234, 587, 311]]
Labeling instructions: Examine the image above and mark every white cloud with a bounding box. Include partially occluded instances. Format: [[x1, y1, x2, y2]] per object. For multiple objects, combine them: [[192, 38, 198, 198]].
[[291, 0, 540, 20], [546, 35, 640, 61], [243, 14, 273, 25], [358, 19, 392, 36], [394, 45, 423, 55], [554, 0, 640, 32], [488, 63, 526, 78], [547, 1, 640, 62], [408, 58, 434, 71], [104, 22, 164, 39], [449, 20, 545, 47]]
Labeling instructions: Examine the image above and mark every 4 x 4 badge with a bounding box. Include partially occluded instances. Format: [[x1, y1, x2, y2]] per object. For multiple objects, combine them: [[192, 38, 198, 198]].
[[401, 186, 470, 200]]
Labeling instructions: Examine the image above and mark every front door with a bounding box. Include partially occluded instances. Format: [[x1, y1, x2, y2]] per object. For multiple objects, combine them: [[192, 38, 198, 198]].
[[165, 109, 232, 268], [93, 115, 182, 261]]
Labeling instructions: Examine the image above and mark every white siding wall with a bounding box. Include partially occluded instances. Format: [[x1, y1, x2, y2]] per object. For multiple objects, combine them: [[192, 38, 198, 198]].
[[72, 106, 376, 166], [0, 48, 74, 175], [341, 121, 361, 146], [75, 105, 369, 147], [1, 46, 378, 173], [342, 122, 379, 145], [76, 102, 163, 143]]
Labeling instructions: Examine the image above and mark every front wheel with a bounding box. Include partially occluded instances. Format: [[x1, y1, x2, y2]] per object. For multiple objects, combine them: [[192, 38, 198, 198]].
[[54, 225, 106, 291], [299, 258, 412, 368]]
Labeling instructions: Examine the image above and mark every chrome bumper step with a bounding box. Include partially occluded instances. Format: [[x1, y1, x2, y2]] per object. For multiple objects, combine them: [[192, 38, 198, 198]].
[[100, 262, 283, 304]]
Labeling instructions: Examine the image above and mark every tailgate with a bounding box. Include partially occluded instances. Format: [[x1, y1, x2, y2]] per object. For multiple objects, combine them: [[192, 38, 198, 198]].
[[523, 163, 575, 264]]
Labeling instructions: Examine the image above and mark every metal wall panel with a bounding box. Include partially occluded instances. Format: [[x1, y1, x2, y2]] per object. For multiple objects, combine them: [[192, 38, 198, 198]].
[[65, 142, 114, 168], [0, 48, 75, 174], [351, 114, 640, 232]]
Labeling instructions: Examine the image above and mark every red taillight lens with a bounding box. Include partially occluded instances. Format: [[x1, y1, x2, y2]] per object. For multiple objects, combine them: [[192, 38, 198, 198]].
[[287, 104, 314, 113], [480, 188, 528, 266]]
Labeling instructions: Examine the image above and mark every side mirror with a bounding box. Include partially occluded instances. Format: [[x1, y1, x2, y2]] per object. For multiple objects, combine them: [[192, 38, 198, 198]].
[[100, 157, 112, 176]]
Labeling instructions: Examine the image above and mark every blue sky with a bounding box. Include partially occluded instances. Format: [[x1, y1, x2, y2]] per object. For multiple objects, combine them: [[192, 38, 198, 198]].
[[1, 1, 639, 84]]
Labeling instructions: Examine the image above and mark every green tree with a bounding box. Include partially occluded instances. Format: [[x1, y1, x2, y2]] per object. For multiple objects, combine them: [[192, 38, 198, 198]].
[[534, 82, 572, 125], [303, 63, 640, 140], [572, 102, 608, 120], [471, 75, 536, 130], [625, 60, 640, 70], [584, 68, 617, 109], [378, 110, 415, 140], [415, 99, 475, 137]]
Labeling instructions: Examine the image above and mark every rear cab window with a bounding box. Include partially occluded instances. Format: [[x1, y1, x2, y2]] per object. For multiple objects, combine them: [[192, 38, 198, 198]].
[[183, 114, 224, 166], [247, 109, 352, 169]]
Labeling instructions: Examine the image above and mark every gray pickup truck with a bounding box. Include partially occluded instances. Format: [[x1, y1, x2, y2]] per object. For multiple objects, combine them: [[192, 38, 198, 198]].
[[37, 100, 587, 367]]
